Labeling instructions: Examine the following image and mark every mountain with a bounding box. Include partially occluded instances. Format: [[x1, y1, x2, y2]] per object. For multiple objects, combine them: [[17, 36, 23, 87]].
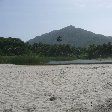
[[28, 25, 112, 47]]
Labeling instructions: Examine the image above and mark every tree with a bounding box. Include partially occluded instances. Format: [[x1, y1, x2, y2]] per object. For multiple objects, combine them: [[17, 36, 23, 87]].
[[57, 36, 62, 42], [0, 37, 26, 55]]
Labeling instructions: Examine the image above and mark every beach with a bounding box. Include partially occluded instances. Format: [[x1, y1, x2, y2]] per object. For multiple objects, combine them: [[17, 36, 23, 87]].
[[0, 64, 112, 112]]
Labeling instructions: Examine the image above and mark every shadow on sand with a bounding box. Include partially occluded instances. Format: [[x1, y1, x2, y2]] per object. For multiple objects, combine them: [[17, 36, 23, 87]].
[[67, 98, 112, 112]]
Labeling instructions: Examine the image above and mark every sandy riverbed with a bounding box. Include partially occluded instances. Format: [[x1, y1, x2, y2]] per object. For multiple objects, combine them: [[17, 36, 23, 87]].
[[0, 64, 112, 112]]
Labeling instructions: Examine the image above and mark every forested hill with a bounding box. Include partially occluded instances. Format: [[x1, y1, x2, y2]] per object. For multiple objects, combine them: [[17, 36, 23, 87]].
[[28, 25, 112, 47]]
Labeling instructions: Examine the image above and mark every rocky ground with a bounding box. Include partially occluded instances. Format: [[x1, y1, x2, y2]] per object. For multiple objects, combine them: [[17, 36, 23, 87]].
[[0, 64, 112, 112]]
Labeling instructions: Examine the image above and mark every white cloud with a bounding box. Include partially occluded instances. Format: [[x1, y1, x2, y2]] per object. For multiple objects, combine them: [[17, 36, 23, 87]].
[[70, 0, 112, 8]]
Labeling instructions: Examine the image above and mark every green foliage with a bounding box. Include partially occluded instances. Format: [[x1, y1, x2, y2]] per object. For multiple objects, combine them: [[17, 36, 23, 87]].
[[0, 37, 26, 55], [0, 37, 112, 65], [87, 42, 112, 59], [31, 43, 75, 57], [0, 56, 77, 65], [57, 36, 62, 42], [0, 56, 48, 65]]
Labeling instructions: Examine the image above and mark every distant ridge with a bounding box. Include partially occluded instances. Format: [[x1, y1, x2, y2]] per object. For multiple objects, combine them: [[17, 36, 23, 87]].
[[28, 25, 112, 47]]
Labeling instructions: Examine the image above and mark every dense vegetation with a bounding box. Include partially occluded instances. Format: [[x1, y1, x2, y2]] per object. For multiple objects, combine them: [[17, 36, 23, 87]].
[[0, 37, 112, 64]]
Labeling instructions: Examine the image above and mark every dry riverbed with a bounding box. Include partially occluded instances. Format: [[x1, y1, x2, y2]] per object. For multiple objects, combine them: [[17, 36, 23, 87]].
[[0, 64, 112, 112]]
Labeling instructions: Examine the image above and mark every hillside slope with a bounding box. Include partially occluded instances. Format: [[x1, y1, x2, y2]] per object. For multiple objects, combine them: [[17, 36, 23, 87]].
[[28, 25, 112, 47]]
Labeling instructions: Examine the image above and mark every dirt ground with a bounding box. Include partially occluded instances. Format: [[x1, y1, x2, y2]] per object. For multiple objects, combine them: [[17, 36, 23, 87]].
[[0, 64, 112, 112]]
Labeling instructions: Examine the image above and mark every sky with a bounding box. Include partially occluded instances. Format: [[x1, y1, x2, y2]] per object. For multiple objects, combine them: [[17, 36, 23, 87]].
[[1, 0, 112, 41]]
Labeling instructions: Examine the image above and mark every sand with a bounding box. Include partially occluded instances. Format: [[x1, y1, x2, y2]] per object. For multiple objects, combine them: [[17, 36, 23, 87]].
[[0, 64, 112, 112]]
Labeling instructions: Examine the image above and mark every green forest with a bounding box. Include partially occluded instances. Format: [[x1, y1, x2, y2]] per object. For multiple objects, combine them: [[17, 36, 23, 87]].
[[0, 37, 112, 64]]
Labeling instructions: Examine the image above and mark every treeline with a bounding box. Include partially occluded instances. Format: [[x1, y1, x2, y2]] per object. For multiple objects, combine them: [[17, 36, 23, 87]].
[[0, 37, 112, 59], [0, 37, 26, 55]]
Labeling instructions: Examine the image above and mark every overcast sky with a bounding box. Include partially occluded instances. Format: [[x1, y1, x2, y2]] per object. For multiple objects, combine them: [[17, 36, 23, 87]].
[[1, 0, 112, 41]]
